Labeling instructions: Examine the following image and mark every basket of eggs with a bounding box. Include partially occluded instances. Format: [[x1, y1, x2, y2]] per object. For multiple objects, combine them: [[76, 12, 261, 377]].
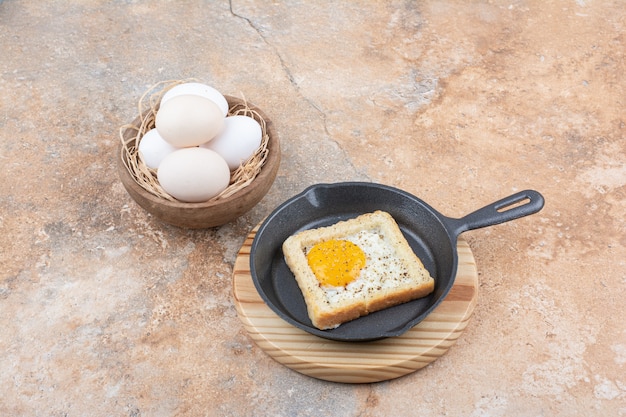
[[117, 80, 280, 228]]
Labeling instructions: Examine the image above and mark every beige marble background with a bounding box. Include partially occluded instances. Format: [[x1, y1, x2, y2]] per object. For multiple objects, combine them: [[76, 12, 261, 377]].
[[1, 1, 624, 416]]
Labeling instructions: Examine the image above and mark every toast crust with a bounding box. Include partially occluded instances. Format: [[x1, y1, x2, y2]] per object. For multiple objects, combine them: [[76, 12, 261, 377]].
[[282, 211, 435, 330]]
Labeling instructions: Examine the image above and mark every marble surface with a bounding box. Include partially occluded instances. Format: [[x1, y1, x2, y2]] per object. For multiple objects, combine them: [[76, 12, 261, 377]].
[[1, 1, 625, 415]]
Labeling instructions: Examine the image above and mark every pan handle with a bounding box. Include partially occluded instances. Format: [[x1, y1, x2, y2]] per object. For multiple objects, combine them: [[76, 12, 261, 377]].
[[446, 189, 545, 237]]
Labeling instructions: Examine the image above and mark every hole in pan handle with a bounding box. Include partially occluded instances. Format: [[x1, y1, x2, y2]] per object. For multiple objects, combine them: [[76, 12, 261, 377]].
[[446, 189, 545, 238]]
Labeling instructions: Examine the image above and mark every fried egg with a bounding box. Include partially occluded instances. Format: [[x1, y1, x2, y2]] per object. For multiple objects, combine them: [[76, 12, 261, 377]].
[[306, 230, 414, 305]]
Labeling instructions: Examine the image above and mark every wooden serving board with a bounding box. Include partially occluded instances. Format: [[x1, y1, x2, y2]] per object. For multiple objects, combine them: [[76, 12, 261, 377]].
[[232, 225, 478, 383]]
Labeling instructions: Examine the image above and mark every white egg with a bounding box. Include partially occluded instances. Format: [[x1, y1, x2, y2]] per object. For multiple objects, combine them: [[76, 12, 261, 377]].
[[157, 148, 230, 203], [201, 115, 262, 170], [137, 128, 178, 169], [155, 94, 224, 148], [161, 82, 229, 117]]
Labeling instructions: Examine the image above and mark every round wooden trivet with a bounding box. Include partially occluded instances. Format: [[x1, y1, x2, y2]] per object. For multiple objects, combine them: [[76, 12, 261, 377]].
[[232, 225, 478, 383]]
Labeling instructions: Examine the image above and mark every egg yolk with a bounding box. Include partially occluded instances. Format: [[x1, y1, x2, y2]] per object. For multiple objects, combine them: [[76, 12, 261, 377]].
[[306, 239, 366, 287]]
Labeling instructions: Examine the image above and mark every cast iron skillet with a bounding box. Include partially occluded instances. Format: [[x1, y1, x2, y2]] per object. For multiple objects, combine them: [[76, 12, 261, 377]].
[[250, 182, 544, 342]]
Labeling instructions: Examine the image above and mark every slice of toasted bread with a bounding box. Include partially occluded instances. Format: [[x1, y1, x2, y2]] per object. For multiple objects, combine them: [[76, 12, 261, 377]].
[[282, 210, 435, 330]]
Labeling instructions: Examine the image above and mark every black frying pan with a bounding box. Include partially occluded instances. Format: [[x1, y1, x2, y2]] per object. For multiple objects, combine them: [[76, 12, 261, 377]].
[[250, 182, 544, 342]]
